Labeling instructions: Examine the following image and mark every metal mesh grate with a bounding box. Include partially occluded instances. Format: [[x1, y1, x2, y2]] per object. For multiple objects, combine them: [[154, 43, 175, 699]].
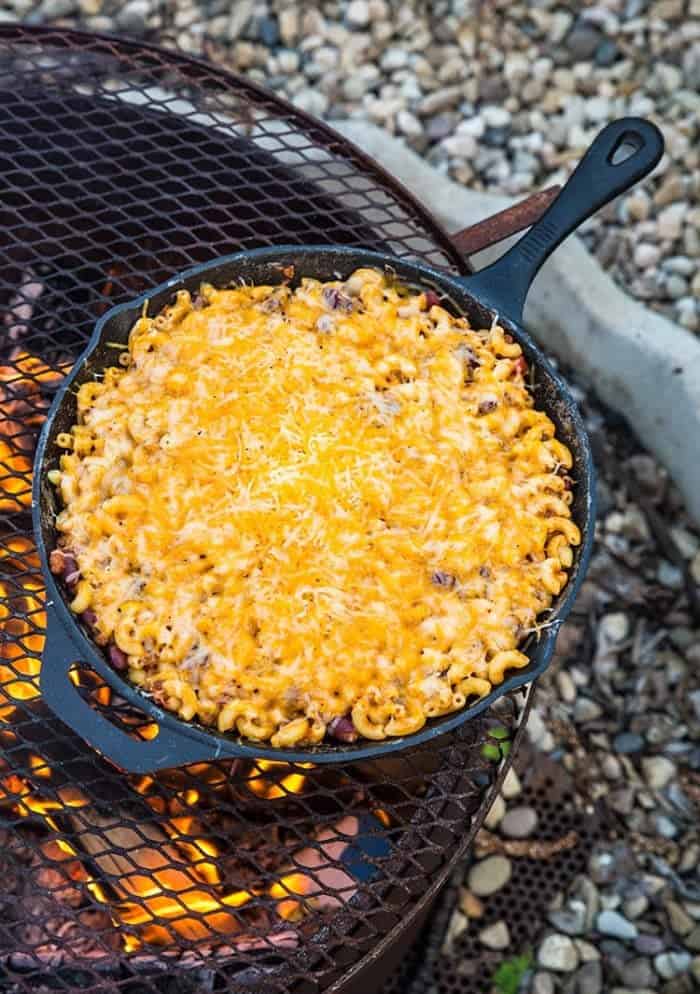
[[0, 25, 528, 994], [381, 748, 605, 994]]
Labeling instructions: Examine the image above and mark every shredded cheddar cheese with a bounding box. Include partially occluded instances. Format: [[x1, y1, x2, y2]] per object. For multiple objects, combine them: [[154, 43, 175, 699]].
[[52, 268, 580, 746]]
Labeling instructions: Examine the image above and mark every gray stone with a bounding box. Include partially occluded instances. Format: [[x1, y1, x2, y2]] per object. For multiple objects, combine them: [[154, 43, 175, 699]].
[[574, 960, 602, 994], [623, 895, 649, 919], [608, 788, 636, 816], [538, 933, 580, 973], [595, 39, 620, 67], [577, 878, 600, 931], [652, 813, 678, 838], [641, 755, 676, 789], [566, 24, 602, 59], [532, 972, 555, 994], [613, 732, 644, 754], [467, 856, 511, 897], [654, 950, 692, 979], [257, 16, 279, 47], [602, 754, 622, 780], [548, 901, 587, 937], [665, 900, 694, 936], [665, 275, 688, 301], [634, 933, 665, 956], [575, 697, 603, 722], [596, 910, 638, 940], [478, 920, 510, 950], [693, 957, 700, 984], [417, 86, 464, 116], [426, 113, 456, 142], [657, 203, 686, 240], [38, 0, 76, 17], [115, 0, 149, 35], [621, 957, 655, 988], [501, 805, 538, 839], [575, 940, 601, 962], [664, 256, 696, 277], [396, 110, 423, 140]]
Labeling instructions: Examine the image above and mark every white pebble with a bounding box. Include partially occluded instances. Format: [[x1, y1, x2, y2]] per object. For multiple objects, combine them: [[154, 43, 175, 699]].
[[501, 767, 522, 799], [538, 933, 580, 973], [657, 203, 685, 240], [478, 920, 510, 950], [468, 856, 512, 897], [641, 755, 676, 790], [482, 105, 511, 128], [634, 243, 661, 269], [346, 0, 370, 28]]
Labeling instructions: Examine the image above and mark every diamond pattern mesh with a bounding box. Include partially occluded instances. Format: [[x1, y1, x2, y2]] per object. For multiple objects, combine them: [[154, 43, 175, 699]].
[[0, 24, 526, 994]]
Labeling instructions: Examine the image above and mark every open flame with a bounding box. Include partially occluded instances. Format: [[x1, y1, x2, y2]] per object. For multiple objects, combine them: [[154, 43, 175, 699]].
[[0, 346, 371, 959], [0, 349, 68, 513]]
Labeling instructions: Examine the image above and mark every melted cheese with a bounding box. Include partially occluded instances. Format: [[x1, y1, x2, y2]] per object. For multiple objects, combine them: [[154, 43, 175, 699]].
[[53, 268, 580, 745]]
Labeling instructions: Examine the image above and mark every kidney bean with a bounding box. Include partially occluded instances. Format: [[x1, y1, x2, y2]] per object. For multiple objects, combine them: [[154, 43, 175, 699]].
[[512, 356, 528, 377], [322, 286, 353, 312], [327, 715, 358, 743], [431, 570, 457, 589], [80, 610, 98, 632], [108, 643, 129, 671]]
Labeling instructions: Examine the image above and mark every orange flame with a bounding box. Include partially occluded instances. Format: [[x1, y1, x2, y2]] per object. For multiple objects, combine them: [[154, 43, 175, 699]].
[[0, 350, 68, 513], [247, 759, 313, 800]]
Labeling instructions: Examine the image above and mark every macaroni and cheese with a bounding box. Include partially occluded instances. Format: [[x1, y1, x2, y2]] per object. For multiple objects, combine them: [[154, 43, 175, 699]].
[[50, 268, 580, 746]]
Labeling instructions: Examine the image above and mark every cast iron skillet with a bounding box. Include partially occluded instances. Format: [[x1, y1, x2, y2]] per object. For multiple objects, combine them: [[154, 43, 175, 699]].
[[34, 118, 663, 773]]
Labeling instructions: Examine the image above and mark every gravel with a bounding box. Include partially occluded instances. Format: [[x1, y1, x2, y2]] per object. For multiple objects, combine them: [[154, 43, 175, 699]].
[[500, 805, 538, 839], [477, 920, 510, 950], [467, 856, 512, 897], [596, 910, 638, 941], [653, 950, 692, 979], [538, 933, 580, 973], [24, 0, 697, 334]]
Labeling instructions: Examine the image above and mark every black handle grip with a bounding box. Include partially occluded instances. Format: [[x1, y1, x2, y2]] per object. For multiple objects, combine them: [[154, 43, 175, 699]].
[[40, 610, 217, 773], [461, 118, 664, 321]]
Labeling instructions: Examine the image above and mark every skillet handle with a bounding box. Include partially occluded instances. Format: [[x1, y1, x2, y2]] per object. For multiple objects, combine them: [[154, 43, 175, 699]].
[[40, 609, 218, 773], [461, 118, 664, 322]]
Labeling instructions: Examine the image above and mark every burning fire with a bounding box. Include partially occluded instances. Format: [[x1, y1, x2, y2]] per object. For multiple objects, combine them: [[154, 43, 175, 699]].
[[0, 346, 370, 958], [0, 349, 68, 513]]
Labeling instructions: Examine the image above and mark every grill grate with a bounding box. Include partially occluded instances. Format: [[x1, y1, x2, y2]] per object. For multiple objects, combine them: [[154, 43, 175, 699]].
[[381, 746, 605, 994], [0, 25, 527, 994]]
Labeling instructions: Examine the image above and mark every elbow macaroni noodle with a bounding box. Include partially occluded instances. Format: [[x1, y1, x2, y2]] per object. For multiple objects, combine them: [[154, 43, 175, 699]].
[[51, 268, 580, 746]]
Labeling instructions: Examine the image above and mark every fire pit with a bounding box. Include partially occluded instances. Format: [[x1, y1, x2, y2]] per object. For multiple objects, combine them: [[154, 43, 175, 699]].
[[0, 26, 539, 994]]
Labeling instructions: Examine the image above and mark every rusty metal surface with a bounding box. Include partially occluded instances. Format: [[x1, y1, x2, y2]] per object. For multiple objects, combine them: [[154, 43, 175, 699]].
[[450, 187, 562, 257], [0, 26, 534, 994]]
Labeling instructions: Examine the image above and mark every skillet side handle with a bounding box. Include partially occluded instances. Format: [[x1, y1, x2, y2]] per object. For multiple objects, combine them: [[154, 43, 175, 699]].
[[40, 609, 217, 773], [461, 118, 664, 322]]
